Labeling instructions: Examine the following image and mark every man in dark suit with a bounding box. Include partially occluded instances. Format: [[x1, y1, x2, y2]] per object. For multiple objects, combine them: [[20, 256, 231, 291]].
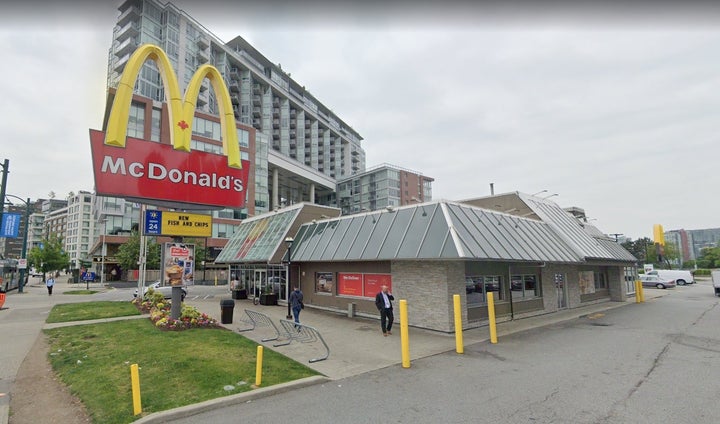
[[374, 285, 395, 336]]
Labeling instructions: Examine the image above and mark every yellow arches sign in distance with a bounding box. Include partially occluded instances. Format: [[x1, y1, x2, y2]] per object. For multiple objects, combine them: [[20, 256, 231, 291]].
[[90, 43, 250, 209]]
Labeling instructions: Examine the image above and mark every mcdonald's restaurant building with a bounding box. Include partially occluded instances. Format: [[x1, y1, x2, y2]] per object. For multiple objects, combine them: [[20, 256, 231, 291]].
[[217, 193, 638, 333]]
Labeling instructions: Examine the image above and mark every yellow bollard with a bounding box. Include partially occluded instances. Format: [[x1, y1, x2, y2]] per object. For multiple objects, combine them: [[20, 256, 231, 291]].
[[639, 282, 645, 303], [255, 345, 264, 386], [453, 294, 464, 354], [635, 281, 641, 303], [400, 299, 410, 368], [130, 363, 142, 416], [487, 292, 498, 344]]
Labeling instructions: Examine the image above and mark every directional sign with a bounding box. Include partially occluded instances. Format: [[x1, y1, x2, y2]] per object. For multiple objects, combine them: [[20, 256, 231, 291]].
[[81, 271, 96, 281], [144, 210, 212, 237]]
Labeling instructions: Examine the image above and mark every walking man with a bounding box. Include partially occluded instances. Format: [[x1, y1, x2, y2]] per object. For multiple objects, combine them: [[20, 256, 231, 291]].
[[46, 275, 55, 296], [289, 286, 304, 324], [374, 285, 394, 336]]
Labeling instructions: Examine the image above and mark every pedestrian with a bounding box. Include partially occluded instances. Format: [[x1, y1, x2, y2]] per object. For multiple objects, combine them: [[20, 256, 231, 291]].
[[374, 285, 394, 336], [289, 286, 304, 324], [46, 275, 55, 296]]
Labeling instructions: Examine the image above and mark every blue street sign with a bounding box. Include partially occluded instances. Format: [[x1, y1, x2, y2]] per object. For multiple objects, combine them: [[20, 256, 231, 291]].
[[81, 271, 96, 281], [145, 210, 162, 235], [1, 213, 21, 238]]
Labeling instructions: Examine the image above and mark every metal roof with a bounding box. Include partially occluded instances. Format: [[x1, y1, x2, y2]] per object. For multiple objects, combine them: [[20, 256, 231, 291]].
[[517, 193, 636, 262], [290, 201, 582, 263]]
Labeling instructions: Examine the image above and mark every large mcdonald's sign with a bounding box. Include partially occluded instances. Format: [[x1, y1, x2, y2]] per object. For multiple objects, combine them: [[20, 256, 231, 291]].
[[89, 44, 250, 209]]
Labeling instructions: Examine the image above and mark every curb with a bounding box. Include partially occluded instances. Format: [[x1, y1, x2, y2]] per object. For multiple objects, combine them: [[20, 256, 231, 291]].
[[133, 375, 329, 423]]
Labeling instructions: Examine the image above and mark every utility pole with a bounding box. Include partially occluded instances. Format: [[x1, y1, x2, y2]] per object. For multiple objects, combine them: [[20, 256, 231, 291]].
[[0, 159, 9, 226]]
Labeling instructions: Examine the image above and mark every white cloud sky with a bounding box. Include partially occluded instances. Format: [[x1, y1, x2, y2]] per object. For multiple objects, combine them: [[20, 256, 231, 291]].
[[1, 1, 719, 240]]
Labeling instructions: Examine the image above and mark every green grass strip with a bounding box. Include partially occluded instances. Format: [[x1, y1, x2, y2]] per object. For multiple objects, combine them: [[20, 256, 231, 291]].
[[46, 301, 141, 323]]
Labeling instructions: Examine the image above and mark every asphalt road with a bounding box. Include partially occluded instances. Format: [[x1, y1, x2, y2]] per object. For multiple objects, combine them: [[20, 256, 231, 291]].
[[169, 280, 720, 424]]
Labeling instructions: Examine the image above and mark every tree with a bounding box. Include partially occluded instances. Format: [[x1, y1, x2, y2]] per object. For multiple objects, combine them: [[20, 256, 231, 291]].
[[697, 246, 720, 269], [116, 231, 161, 271], [621, 237, 654, 263], [27, 234, 70, 278]]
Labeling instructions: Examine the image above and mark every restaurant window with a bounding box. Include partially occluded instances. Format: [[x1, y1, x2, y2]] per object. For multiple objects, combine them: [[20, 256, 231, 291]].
[[511, 274, 540, 300], [465, 275, 502, 305]]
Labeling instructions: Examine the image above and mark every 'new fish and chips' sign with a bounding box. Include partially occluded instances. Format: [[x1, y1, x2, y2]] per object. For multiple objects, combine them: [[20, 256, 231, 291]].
[[90, 44, 250, 208]]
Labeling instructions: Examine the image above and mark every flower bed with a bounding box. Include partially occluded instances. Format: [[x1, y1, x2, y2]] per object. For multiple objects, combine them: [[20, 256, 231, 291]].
[[132, 288, 219, 331]]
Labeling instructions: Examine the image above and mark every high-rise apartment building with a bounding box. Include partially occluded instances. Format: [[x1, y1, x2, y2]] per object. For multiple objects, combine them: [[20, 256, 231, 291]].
[[336, 164, 433, 215], [666, 228, 720, 263], [108, 0, 366, 213]]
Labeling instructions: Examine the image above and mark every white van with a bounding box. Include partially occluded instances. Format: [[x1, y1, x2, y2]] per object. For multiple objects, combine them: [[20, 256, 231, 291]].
[[647, 269, 695, 286], [712, 271, 720, 297]]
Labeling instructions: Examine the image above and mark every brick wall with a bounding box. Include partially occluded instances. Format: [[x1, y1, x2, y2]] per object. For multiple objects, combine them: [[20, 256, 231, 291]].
[[391, 260, 465, 332]]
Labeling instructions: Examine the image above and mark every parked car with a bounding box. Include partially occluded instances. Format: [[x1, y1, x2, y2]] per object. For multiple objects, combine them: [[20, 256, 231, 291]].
[[646, 270, 695, 286], [639, 274, 676, 289], [134, 281, 187, 301]]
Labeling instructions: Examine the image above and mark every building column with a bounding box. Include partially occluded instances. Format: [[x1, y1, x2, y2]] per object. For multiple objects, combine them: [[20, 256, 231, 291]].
[[272, 168, 279, 210], [309, 184, 315, 204]]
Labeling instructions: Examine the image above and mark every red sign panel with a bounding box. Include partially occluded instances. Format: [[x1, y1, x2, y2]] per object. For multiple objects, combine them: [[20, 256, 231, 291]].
[[90, 129, 250, 208], [364, 274, 392, 298], [338, 273, 363, 296]]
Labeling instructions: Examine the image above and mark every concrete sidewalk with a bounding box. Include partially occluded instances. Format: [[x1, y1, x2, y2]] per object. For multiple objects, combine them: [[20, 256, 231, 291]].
[[0, 277, 112, 424]]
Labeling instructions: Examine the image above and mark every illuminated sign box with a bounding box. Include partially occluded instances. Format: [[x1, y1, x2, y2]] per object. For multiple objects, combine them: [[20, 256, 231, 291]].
[[144, 209, 212, 237]]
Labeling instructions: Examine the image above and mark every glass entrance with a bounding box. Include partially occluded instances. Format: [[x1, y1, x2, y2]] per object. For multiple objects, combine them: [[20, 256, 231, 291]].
[[555, 273, 567, 309], [253, 270, 266, 298]]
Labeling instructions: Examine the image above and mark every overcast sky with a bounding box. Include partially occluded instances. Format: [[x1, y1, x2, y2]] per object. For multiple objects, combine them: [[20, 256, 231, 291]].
[[0, 1, 718, 241]]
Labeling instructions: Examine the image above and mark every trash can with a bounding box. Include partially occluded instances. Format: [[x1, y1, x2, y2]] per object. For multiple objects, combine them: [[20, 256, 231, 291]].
[[220, 299, 235, 324]]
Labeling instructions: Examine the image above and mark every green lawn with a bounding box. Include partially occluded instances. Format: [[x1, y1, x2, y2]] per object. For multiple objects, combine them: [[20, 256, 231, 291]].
[[45, 304, 319, 423], [46, 301, 140, 323], [63, 290, 99, 295]]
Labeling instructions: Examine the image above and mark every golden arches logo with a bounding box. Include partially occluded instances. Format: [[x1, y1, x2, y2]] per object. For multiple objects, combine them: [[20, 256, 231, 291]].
[[105, 44, 241, 169]]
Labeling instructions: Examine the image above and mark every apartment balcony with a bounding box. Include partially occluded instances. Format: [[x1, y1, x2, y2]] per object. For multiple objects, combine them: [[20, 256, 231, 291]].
[[196, 94, 208, 107], [114, 37, 138, 58], [351, 150, 360, 156], [252, 109, 261, 117], [196, 48, 210, 63], [273, 119, 280, 129], [199, 81, 208, 92], [230, 67, 240, 79], [272, 98, 280, 106], [305, 130, 311, 138], [252, 95, 261, 106], [290, 119, 296, 129], [196, 35, 210, 50], [272, 132, 280, 141], [228, 81, 240, 93], [115, 20, 140, 43], [290, 109, 297, 118], [272, 107, 280, 116], [253, 119, 261, 126], [231, 94, 240, 104], [113, 53, 131, 73], [117, 2, 141, 27], [252, 83, 262, 93]]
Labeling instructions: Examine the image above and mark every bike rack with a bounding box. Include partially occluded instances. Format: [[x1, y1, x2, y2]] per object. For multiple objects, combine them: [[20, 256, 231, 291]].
[[237, 309, 281, 342], [273, 319, 330, 363]]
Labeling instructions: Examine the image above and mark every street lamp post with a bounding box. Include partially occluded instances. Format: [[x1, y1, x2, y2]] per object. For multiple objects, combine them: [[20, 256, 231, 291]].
[[285, 236, 294, 319], [5, 194, 31, 293], [99, 219, 107, 286]]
